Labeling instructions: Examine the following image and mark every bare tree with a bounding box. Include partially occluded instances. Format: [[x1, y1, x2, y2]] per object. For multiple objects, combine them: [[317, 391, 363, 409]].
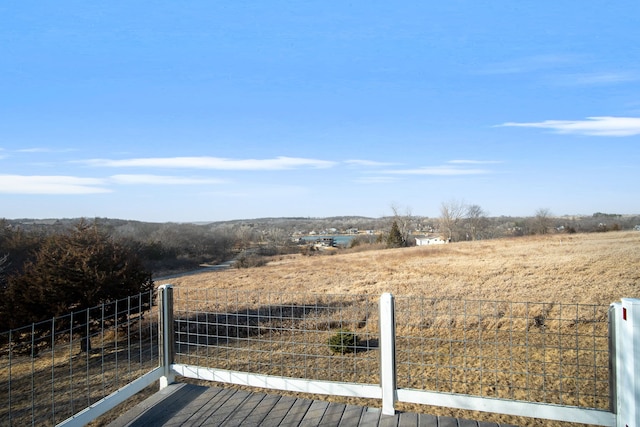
[[233, 224, 256, 250], [261, 227, 292, 254], [533, 208, 552, 235], [390, 204, 413, 246], [439, 200, 466, 242], [465, 204, 488, 240]]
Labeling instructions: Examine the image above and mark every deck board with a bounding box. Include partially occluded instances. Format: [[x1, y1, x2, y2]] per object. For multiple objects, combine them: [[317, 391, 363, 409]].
[[260, 395, 298, 426], [417, 413, 438, 427], [339, 405, 365, 426], [238, 393, 282, 426], [109, 383, 519, 427], [298, 399, 330, 426], [398, 412, 418, 427], [358, 407, 383, 426], [163, 387, 226, 426], [279, 397, 314, 426], [178, 387, 235, 426], [220, 391, 268, 426], [318, 402, 346, 426]]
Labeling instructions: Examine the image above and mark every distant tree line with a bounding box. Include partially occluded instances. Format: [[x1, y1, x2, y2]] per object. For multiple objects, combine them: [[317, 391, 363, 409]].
[[2, 210, 639, 331], [0, 217, 306, 331], [373, 203, 640, 248]]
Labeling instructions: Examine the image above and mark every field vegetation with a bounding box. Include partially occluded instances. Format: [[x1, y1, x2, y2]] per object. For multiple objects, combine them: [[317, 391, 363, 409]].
[[168, 231, 640, 305], [163, 231, 640, 427], [2, 214, 640, 426]]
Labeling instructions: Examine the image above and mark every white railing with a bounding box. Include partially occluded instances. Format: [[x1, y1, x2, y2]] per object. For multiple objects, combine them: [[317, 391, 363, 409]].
[[2, 285, 639, 427], [0, 291, 160, 427], [163, 285, 639, 427]]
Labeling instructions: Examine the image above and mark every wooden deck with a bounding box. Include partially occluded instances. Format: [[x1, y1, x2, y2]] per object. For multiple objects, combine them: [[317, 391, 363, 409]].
[[108, 383, 518, 427]]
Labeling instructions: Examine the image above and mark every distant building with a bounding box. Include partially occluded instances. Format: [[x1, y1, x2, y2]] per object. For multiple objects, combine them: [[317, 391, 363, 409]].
[[415, 236, 447, 246], [318, 237, 336, 247]]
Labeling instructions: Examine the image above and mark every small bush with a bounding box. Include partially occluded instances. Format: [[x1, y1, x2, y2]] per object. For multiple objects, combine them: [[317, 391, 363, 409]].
[[327, 330, 358, 354], [234, 252, 268, 269], [300, 245, 317, 256]]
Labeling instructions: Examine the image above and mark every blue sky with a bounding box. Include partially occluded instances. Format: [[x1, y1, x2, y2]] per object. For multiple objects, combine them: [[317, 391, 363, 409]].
[[1, 1, 639, 222]]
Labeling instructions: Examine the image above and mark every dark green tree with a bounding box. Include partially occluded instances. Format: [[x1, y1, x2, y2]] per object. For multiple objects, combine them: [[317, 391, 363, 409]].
[[5, 220, 154, 330], [386, 220, 405, 248]]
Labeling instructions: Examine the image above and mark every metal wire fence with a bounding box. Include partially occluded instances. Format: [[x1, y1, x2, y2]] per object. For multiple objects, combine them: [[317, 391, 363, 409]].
[[173, 290, 611, 411], [172, 288, 381, 385], [394, 298, 611, 410], [0, 290, 158, 427], [1, 288, 612, 426]]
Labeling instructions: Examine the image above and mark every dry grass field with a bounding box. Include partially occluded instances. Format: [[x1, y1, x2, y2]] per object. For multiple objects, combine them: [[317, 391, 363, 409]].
[[169, 231, 640, 305], [4, 231, 638, 427], [163, 231, 640, 427]]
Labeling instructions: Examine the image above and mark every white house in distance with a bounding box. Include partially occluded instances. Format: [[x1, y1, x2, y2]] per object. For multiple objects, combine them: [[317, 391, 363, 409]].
[[415, 236, 447, 246]]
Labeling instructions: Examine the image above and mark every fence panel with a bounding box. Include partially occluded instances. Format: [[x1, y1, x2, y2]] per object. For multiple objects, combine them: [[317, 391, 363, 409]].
[[394, 297, 610, 409], [0, 290, 158, 427], [172, 288, 381, 386]]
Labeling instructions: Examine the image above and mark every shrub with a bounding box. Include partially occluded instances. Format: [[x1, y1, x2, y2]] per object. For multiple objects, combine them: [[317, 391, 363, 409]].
[[234, 252, 268, 268], [386, 220, 405, 248], [327, 330, 358, 354], [300, 245, 317, 256]]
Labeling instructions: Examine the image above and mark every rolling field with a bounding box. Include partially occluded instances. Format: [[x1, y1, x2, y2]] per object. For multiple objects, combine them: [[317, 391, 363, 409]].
[[164, 231, 640, 427], [6, 231, 638, 426], [169, 231, 640, 305]]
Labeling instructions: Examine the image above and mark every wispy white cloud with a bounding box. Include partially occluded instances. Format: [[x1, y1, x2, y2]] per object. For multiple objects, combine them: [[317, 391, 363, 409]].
[[0, 173, 226, 195], [480, 55, 636, 87], [0, 175, 110, 194], [83, 156, 337, 170], [17, 148, 54, 153], [16, 147, 77, 153], [353, 160, 498, 180], [557, 72, 640, 86], [498, 116, 640, 137], [355, 176, 401, 184], [448, 160, 503, 165], [206, 185, 309, 198], [345, 159, 399, 167], [383, 165, 491, 176], [110, 174, 225, 185], [479, 54, 580, 75]]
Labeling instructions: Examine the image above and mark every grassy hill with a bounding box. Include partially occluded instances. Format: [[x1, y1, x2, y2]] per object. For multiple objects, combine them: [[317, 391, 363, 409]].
[[166, 231, 640, 305], [157, 231, 639, 426]]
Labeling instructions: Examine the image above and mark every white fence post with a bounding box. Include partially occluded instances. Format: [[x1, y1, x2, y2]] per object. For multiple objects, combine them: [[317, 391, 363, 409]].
[[614, 298, 640, 427], [158, 284, 175, 389], [380, 292, 397, 415]]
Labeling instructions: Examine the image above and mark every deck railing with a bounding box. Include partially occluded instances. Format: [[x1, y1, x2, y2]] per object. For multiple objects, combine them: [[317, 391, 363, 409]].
[[2, 285, 639, 426], [169, 286, 621, 426], [0, 290, 162, 427]]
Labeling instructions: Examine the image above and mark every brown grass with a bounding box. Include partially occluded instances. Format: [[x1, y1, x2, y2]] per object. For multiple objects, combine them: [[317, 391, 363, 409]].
[[1, 318, 159, 427], [169, 231, 640, 305], [164, 231, 640, 427], [4, 232, 637, 427]]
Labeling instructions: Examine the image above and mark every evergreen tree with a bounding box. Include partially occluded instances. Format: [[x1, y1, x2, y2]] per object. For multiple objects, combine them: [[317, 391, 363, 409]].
[[386, 220, 405, 248], [5, 220, 154, 329]]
